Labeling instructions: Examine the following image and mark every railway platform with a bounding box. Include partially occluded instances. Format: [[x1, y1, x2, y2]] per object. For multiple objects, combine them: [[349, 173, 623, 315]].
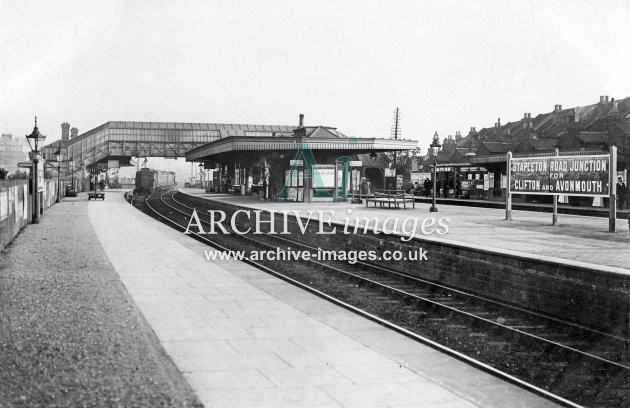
[[0, 191, 201, 407], [412, 196, 629, 219], [95, 191, 562, 407], [0, 189, 565, 407], [180, 189, 630, 270]]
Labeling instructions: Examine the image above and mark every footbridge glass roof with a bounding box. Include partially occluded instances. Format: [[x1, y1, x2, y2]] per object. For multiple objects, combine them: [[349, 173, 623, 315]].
[[46, 121, 296, 170]]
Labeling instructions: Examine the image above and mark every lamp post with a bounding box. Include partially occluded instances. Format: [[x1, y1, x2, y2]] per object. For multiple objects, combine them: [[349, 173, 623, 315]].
[[54, 149, 62, 203], [199, 163, 204, 189], [70, 161, 75, 189], [429, 131, 441, 213], [25, 116, 46, 223]]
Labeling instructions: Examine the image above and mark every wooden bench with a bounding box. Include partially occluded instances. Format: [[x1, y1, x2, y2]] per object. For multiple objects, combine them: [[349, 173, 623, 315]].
[[365, 190, 415, 209]]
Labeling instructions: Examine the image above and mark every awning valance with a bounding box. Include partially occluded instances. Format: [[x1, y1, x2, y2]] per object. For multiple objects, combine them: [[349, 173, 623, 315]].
[[186, 136, 418, 161]]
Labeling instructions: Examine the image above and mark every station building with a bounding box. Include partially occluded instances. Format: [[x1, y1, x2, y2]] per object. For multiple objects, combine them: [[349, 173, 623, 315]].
[[40, 116, 417, 199], [422, 95, 630, 204], [0, 133, 29, 175], [186, 114, 418, 201]]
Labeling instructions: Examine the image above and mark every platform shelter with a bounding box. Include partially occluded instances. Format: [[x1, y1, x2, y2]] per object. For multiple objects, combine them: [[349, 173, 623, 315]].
[[186, 115, 418, 201]]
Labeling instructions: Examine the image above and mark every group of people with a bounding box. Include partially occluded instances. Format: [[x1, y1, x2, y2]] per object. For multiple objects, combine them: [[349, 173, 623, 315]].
[[89, 179, 106, 191], [407, 178, 456, 198]]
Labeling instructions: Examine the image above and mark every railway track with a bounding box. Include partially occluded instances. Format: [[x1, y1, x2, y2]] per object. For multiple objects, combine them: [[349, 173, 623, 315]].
[[136, 189, 630, 408]]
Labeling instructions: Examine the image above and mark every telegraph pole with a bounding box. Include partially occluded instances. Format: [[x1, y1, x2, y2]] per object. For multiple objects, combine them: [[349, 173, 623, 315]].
[[391, 107, 400, 166]]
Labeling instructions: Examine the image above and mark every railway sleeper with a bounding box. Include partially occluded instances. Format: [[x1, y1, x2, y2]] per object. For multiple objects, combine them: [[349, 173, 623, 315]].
[[403, 291, 433, 297], [513, 351, 546, 358], [444, 324, 469, 330], [485, 340, 510, 347], [426, 317, 449, 322]]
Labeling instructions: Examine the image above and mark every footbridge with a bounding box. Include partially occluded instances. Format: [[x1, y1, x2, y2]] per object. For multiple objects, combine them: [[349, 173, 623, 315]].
[[44, 121, 297, 173]]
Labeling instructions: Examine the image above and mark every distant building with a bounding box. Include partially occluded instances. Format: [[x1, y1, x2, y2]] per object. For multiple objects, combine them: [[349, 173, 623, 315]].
[[426, 95, 630, 202], [42, 122, 78, 179], [0, 133, 29, 175]]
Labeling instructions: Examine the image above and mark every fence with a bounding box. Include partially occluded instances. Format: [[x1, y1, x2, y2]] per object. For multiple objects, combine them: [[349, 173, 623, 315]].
[[0, 179, 60, 249]]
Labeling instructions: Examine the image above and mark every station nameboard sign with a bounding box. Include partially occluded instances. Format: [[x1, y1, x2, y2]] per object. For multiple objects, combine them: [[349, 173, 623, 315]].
[[510, 154, 610, 196], [108, 159, 119, 169]]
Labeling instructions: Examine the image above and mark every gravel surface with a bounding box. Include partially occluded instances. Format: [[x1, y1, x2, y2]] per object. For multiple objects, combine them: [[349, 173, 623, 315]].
[[0, 196, 203, 408]]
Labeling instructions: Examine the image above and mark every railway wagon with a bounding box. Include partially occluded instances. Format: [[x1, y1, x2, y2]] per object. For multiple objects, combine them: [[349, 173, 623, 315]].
[[134, 168, 176, 195]]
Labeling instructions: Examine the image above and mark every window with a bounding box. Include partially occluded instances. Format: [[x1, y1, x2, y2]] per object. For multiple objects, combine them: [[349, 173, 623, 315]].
[[245, 131, 273, 137]]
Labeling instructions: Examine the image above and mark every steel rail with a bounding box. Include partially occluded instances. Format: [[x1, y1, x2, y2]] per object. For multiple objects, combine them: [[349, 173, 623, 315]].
[[169, 191, 630, 345], [142, 190, 628, 408]]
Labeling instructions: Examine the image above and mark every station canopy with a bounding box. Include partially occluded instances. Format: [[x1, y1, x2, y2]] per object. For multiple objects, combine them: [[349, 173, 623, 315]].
[[186, 124, 418, 165]]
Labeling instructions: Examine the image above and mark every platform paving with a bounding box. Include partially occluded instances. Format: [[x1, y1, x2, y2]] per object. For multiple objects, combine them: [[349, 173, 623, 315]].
[[182, 189, 630, 271], [85, 191, 562, 407], [0, 192, 201, 407]]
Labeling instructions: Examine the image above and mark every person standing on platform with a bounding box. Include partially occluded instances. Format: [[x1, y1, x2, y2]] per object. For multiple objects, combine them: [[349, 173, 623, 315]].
[[360, 177, 370, 196], [443, 176, 450, 198], [261, 178, 267, 200], [617, 176, 629, 210], [423, 178, 431, 197]]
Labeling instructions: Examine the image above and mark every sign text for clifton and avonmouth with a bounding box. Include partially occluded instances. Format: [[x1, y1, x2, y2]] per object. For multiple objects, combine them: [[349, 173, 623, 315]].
[[510, 155, 610, 196]]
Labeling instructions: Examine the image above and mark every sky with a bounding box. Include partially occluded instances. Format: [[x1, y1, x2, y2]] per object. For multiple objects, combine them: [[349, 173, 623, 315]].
[[2, 0, 630, 176]]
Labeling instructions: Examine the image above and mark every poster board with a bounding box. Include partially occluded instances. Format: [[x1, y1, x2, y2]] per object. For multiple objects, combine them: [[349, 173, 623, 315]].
[[0, 189, 6, 222]]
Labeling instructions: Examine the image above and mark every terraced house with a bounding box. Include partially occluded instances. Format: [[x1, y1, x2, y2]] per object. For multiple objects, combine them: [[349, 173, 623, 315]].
[[426, 95, 630, 205]]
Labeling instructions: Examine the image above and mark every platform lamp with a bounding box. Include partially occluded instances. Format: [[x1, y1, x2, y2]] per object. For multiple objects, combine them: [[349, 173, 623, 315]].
[[25, 116, 46, 223], [70, 160, 75, 189], [199, 163, 204, 189], [54, 148, 62, 203], [429, 131, 441, 213]]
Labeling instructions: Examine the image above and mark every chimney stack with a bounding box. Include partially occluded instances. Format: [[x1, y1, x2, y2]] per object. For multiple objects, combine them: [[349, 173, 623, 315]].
[[600, 95, 609, 104], [61, 122, 70, 141], [497, 118, 501, 127], [71, 127, 78, 139], [455, 131, 461, 142], [470, 127, 479, 141], [554, 104, 562, 112], [298, 114, 304, 128]]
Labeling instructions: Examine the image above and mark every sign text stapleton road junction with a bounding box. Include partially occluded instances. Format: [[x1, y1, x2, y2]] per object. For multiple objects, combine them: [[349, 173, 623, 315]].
[[510, 155, 610, 196]]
